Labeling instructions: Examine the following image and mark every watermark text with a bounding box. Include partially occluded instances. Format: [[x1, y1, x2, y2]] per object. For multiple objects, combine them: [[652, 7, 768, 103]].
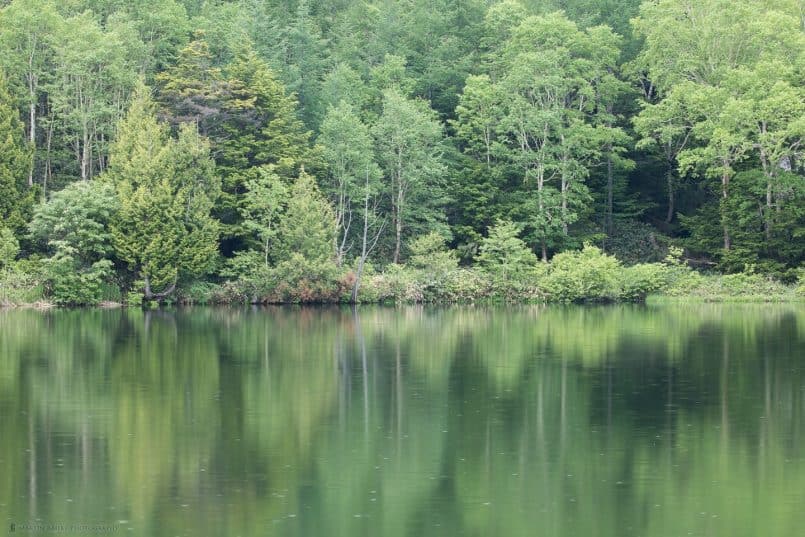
[[9, 522, 118, 533]]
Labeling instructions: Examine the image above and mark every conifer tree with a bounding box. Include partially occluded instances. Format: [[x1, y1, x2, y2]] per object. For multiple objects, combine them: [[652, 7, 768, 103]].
[[276, 169, 336, 263], [477, 220, 539, 283], [158, 38, 313, 253], [108, 82, 220, 300], [0, 70, 33, 237]]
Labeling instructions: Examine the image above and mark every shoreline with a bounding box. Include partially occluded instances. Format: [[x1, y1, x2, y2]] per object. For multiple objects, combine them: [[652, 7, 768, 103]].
[[2, 293, 803, 310]]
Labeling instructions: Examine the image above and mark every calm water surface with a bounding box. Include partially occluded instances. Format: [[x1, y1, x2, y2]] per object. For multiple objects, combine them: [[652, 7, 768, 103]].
[[0, 305, 803, 536]]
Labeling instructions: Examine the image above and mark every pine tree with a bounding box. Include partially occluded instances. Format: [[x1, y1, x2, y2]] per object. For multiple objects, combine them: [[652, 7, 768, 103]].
[[276, 169, 335, 263], [155, 31, 225, 131], [109, 82, 220, 300], [158, 38, 313, 253], [477, 220, 538, 283], [0, 70, 33, 237], [223, 43, 312, 178]]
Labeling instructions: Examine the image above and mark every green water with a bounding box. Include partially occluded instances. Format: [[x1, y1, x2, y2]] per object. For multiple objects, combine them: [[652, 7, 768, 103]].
[[0, 305, 803, 537]]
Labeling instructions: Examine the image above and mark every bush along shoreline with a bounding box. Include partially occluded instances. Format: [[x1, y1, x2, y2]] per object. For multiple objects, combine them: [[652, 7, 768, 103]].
[[3, 229, 802, 307]]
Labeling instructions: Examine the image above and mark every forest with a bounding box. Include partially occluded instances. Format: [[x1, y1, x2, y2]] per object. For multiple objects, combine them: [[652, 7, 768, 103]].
[[0, 0, 802, 305]]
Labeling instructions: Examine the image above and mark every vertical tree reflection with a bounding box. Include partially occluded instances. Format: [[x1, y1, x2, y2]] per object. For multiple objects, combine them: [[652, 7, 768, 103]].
[[0, 305, 802, 536]]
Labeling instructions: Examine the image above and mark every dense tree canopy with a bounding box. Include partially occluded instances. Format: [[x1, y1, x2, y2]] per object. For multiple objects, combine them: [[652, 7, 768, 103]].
[[0, 0, 801, 303]]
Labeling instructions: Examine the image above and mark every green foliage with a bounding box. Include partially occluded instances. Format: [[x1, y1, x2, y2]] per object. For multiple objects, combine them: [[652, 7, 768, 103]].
[[276, 170, 336, 262], [0, 257, 44, 305], [373, 89, 447, 263], [227, 169, 340, 303], [176, 280, 239, 306], [221, 250, 272, 302], [222, 42, 314, 178], [458, 11, 632, 259], [317, 100, 381, 264], [28, 180, 118, 305], [0, 70, 33, 236], [407, 232, 458, 277], [270, 252, 342, 303], [605, 220, 669, 265], [49, 10, 140, 182], [633, 0, 804, 273], [632, 0, 803, 93], [0, 226, 19, 267], [542, 244, 623, 302], [320, 63, 370, 113], [619, 263, 671, 301], [477, 220, 539, 281], [157, 38, 313, 251], [238, 165, 288, 266], [682, 170, 804, 279], [109, 83, 220, 300], [154, 32, 225, 129], [0, 0, 801, 305], [661, 271, 797, 302], [44, 255, 114, 306], [29, 181, 118, 262]]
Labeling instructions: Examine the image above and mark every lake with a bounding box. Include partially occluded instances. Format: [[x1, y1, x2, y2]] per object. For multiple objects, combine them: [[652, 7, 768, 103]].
[[1, 305, 803, 536]]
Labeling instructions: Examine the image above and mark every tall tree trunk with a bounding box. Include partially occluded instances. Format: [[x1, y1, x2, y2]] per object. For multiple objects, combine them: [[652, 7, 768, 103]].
[[765, 178, 773, 241], [606, 151, 614, 237], [43, 119, 54, 201], [560, 137, 568, 236], [27, 53, 37, 187], [352, 189, 371, 303], [485, 127, 491, 168], [393, 154, 404, 264], [561, 175, 568, 236], [334, 184, 346, 265], [721, 172, 731, 251], [80, 128, 90, 181], [393, 188, 403, 264], [28, 100, 36, 187], [352, 173, 383, 303], [538, 168, 547, 262], [665, 165, 675, 224], [759, 149, 773, 241]]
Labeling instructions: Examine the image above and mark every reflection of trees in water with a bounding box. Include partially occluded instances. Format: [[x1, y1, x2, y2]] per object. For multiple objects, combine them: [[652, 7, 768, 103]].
[[0, 305, 802, 536]]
